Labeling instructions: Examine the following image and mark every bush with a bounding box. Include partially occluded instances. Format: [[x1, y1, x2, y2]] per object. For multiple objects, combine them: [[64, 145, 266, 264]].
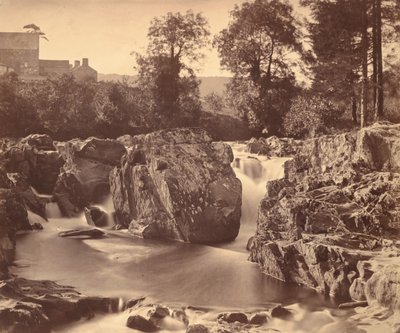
[[0, 73, 41, 137], [283, 95, 343, 138]]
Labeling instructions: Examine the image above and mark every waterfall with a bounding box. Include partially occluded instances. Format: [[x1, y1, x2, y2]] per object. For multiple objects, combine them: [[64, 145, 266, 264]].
[[45, 202, 63, 219], [230, 142, 289, 228]]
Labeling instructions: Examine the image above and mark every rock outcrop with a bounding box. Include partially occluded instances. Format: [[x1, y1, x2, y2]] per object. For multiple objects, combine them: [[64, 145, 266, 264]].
[[250, 123, 400, 299], [3, 134, 63, 194], [0, 188, 30, 278], [111, 128, 242, 243], [246, 136, 302, 157], [0, 277, 119, 333], [54, 138, 126, 216]]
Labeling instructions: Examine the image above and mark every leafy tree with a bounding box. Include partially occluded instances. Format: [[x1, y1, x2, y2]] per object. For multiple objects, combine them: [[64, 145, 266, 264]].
[[302, 0, 400, 126], [23, 75, 97, 139], [203, 92, 226, 114], [0, 73, 40, 137], [283, 95, 343, 138], [92, 82, 143, 137], [214, 0, 303, 134], [135, 11, 210, 127]]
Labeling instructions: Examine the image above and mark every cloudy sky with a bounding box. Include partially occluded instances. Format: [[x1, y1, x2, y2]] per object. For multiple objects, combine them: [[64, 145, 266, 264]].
[[0, 0, 303, 76]]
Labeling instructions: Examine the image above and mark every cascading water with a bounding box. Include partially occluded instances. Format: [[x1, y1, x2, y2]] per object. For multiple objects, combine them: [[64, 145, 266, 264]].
[[11, 143, 352, 333], [227, 142, 290, 252]]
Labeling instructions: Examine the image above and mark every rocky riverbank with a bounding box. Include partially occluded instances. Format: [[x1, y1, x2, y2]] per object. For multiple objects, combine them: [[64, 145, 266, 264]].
[[249, 122, 400, 330], [0, 129, 244, 332]]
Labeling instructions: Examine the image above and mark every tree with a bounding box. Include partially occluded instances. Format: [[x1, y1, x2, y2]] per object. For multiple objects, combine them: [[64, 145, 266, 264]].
[[302, 0, 364, 124], [0, 73, 40, 137], [135, 11, 210, 127], [214, 0, 303, 134], [203, 92, 226, 114], [302, 0, 400, 126]]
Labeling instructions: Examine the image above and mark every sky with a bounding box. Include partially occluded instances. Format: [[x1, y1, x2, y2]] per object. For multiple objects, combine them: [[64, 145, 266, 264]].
[[0, 0, 303, 76]]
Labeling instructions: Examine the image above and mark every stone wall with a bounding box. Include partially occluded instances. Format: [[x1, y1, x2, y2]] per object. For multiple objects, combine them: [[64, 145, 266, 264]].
[[39, 59, 71, 77], [0, 32, 39, 76]]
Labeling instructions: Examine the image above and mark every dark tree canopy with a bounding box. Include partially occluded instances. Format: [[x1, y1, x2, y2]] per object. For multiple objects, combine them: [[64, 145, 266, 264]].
[[214, 0, 303, 133], [135, 11, 210, 127]]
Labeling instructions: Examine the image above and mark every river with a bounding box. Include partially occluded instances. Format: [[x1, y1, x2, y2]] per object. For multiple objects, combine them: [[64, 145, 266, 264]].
[[11, 143, 355, 333]]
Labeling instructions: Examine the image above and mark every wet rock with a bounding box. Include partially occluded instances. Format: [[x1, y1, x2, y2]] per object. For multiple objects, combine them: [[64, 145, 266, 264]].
[[186, 324, 209, 333], [246, 136, 302, 157], [110, 128, 242, 244], [0, 189, 30, 278], [250, 123, 400, 299], [246, 236, 254, 251], [365, 264, 400, 311], [126, 314, 159, 332], [0, 300, 51, 333], [218, 312, 248, 324], [53, 137, 126, 216], [4, 134, 63, 194], [270, 305, 292, 319], [7, 172, 48, 219], [84, 206, 108, 227], [349, 278, 367, 301], [125, 297, 146, 309], [0, 277, 119, 332], [58, 228, 105, 239], [31, 222, 44, 230], [249, 313, 268, 325], [338, 301, 368, 309], [20, 134, 56, 151], [148, 305, 169, 318], [171, 308, 189, 325]]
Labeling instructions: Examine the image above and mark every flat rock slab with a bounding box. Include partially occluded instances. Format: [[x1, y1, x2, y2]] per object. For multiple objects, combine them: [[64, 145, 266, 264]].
[[58, 228, 105, 239]]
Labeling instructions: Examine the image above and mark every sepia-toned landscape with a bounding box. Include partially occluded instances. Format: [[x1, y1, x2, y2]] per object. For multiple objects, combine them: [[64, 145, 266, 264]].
[[0, 0, 399, 332]]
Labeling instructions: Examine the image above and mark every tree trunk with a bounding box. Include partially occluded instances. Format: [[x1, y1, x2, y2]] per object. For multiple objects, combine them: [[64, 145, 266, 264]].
[[372, 0, 378, 120], [352, 91, 358, 124], [360, 0, 369, 128], [376, 0, 384, 119]]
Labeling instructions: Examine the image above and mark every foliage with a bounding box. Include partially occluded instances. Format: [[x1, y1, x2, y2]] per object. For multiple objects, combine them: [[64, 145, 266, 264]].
[[283, 95, 343, 138], [22, 75, 97, 139], [0, 72, 40, 137], [214, 0, 304, 133], [203, 92, 226, 114], [135, 10, 210, 127], [0, 74, 147, 140]]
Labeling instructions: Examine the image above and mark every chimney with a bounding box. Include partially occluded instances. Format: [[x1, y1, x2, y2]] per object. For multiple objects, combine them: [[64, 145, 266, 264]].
[[74, 60, 80, 68], [82, 58, 89, 67]]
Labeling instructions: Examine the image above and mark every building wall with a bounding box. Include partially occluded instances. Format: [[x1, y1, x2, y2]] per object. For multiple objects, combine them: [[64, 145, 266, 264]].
[[39, 59, 70, 77], [0, 33, 40, 76], [72, 59, 97, 82]]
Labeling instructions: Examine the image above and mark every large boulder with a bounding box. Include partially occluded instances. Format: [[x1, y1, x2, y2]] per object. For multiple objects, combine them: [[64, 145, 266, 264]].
[[250, 123, 400, 299], [3, 134, 63, 194], [53, 138, 126, 216], [110, 128, 242, 243]]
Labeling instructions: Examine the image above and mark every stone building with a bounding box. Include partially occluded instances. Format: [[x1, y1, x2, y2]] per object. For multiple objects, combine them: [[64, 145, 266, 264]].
[[0, 32, 40, 77], [39, 59, 71, 77], [71, 58, 97, 82], [0, 31, 97, 81]]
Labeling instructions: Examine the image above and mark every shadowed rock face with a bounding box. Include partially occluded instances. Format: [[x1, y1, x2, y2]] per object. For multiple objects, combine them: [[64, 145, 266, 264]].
[[3, 134, 63, 194], [53, 137, 127, 216], [0, 187, 30, 279], [0, 278, 119, 333], [249, 123, 400, 299], [111, 128, 242, 244]]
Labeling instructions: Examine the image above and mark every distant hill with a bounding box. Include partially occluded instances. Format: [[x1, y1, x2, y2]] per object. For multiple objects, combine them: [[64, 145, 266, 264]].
[[98, 73, 231, 97], [198, 76, 230, 96]]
